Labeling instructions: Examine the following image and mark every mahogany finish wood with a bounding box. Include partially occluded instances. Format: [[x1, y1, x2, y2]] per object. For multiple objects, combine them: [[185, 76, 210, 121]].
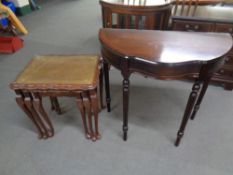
[[176, 0, 222, 4], [99, 28, 232, 146], [100, 0, 172, 112], [100, 0, 172, 30], [173, 0, 199, 16], [172, 6, 233, 90], [10, 55, 101, 141]]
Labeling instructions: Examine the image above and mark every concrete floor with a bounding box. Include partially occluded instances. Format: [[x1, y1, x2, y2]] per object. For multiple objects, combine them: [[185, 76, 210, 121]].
[[0, 0, 233, 175]]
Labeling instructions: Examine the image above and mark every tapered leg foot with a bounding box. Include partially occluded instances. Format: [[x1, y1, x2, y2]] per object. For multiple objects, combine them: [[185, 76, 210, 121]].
[[175, 131, 183, 147], [123, 126, 128, 141], [106, 100, 111, 112], [96, 132, 101, 140]]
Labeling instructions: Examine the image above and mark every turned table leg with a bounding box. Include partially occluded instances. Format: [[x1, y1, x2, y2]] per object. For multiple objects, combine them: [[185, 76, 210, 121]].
[[122, 78, 130, 141], [76, 93, 91, 139], [90, 89, 101, 140], [190, 76, 211, 120], [121, 57, 130, 141], [103, 61, 111, 112], [32, 93, 54, 137], [15, 90, 44, 139], [175, 80, 201, 146]]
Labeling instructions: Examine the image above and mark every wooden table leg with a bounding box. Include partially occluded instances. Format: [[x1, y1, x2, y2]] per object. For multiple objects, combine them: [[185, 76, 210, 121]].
[[15, 90, 44, 139], [99, 66, 105, 109], [103, 60, 111, 112], [82, 92, 95, 141], [32, 93, 54, 137], [90, 89, 101, 140], [175, 80, 201, 146], [190, 76, 211, 120], [50, 97, 56, 111], [76, 93, 91, 139], [24, 92, 49, 139], [50, 97, 62, 115], [122, 78, 130, 141], [121, 58, 130, 141]]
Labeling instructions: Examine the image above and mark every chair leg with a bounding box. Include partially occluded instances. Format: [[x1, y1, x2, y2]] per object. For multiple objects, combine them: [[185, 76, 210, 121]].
[[175, 80, 201, 146]]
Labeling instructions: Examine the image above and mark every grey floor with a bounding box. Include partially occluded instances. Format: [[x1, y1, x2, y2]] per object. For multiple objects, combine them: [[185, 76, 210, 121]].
[[1, 0, 233, 174]]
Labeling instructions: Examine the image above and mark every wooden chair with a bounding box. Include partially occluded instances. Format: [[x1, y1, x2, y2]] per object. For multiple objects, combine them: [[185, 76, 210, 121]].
[[99, 0, 172, 110], [173, 0, 199, 16], [100, 0, 172, 30]]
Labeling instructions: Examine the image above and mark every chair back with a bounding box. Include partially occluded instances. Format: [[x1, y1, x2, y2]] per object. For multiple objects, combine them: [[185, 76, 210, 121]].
[[100, 0, 172, 30], [173, 0, 199, 16]]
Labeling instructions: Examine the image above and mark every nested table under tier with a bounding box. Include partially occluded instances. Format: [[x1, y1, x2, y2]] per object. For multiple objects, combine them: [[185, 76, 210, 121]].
[[10, 55, 101, 141]]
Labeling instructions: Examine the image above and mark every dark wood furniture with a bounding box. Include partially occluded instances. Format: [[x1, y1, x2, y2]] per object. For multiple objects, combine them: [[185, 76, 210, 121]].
[[99, 0, 172, 30], [10, 55, 101, 141], [176, 0, 222, 5], [172, 6, 233, 90], [99, 28, 232, 146], [100, 0, 172, 111], [173, 0, 199, 16]]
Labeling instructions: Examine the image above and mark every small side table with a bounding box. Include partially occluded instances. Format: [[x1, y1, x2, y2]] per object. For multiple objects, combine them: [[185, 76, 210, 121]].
[[10, 55, 101, 141], [99, 28, 233, 146]]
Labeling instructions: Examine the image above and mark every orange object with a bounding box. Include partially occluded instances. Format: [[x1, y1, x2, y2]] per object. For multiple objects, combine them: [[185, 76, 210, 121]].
[[0, 3, 28, 35], [0, 36, 23, 53]]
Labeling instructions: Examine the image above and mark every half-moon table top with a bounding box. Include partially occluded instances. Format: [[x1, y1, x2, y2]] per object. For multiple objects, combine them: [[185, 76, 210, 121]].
[[99, 28, 233, 64]]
